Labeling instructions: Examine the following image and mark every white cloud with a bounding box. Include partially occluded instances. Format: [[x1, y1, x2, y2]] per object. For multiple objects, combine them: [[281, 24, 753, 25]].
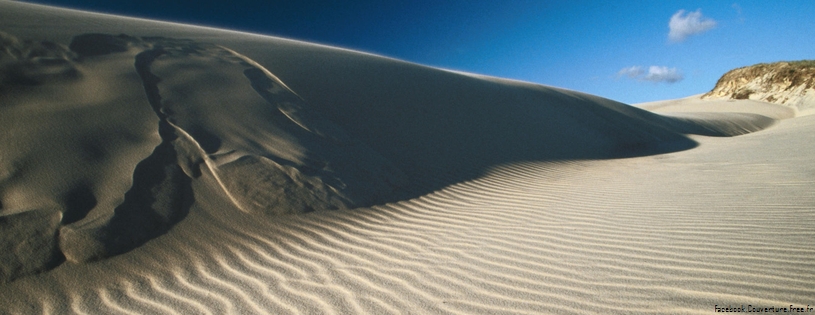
[[643, 66, 683, 83], [617, 66, 644, 78], [668, 9, 716, 42], [618, 65, 683, 84]]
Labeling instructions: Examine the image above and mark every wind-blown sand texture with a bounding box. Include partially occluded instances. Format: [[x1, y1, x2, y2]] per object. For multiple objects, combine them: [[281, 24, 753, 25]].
[[1, 2, 813, 314]]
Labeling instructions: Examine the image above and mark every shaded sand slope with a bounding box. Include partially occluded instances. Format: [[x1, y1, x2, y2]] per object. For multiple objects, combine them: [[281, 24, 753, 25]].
[[1, 107, 813, 314], [1, 1, 813, 314], [1, 30, 406, 279], [0, 1, 772, 277]]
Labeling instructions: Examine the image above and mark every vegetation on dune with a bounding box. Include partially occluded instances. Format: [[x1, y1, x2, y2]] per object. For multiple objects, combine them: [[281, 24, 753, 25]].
[[704, 60, 815, 103]]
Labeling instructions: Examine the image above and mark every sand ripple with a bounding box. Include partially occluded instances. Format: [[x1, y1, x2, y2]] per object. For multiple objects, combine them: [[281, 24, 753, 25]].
[[0, 3, 812, 313], [3, 115, 813, 314]]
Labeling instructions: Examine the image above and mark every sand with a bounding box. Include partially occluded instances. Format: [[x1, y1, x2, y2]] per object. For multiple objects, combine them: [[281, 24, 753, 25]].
[[1, 2, 813, 314]]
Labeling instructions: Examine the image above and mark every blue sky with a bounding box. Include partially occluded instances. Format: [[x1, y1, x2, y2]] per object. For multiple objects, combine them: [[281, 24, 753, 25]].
[[18, 0, 815, 104]]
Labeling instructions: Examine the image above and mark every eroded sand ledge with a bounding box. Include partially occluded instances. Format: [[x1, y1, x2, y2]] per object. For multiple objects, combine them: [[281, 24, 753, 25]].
[[1, 31, 408, 276]]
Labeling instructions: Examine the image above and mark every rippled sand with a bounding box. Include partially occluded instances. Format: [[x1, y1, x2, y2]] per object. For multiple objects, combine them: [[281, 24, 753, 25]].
[[1, 2, 813, 314]]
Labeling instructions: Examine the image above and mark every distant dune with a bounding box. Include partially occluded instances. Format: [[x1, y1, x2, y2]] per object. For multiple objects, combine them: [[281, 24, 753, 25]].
[[702, 60, 815, 114], [1, 2, 813, 314]]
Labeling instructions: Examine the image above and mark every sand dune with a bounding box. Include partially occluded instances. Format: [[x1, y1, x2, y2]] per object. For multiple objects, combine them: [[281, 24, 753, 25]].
[[1, 1, 813, 314], [700, 61, 815, 114]]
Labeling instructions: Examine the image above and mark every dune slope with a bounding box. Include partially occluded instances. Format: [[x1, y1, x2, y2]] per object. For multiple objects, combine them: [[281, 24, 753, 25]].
[[1, 2, 812, 314]]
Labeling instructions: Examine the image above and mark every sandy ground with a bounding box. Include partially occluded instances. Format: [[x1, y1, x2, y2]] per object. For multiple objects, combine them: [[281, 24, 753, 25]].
[[1, 2, 813, 314]]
